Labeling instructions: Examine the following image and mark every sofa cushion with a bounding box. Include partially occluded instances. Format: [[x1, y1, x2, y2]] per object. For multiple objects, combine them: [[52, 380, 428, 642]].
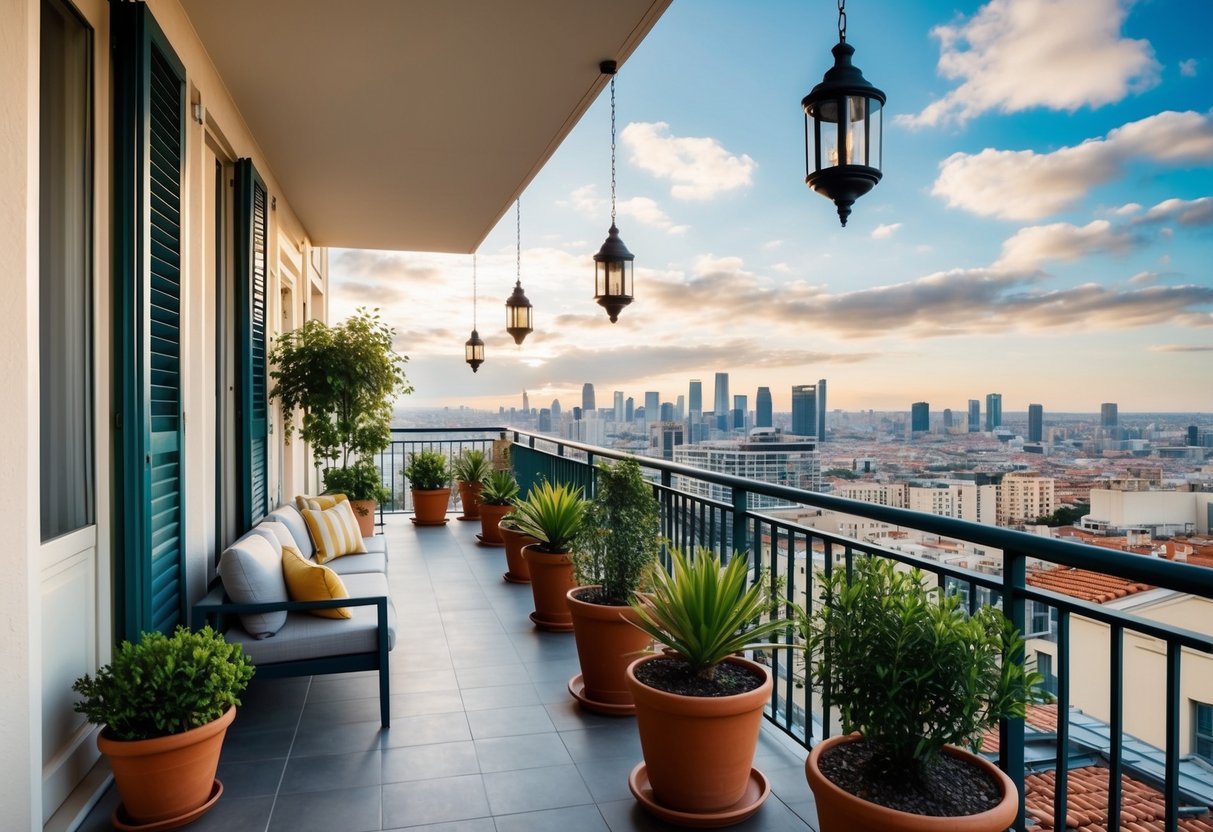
[[267, 505, 314, 559], [217, 532, 289, 638], [325, 549, 388, 576], [249, 520, 298, 553], [302, 501, 367, 564], [282, 546, 351, 619], [295, 493, 348, 512]]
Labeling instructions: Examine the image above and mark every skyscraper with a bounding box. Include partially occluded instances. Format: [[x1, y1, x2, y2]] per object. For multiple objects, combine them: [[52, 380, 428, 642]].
[[816, 378, 828, 442], [613, 391, 624, 422], [943, 408, 953, 429], [688, 379, 702, 415], [791, 384, 817, 437], [985, 393, 1002, 431], [968, 399, 980, 432], [755, 387, 772, 428], [733, 395, 746, 430], [645, 391, 659, 422], [675, 395, 685, 421], [911, 402, 930, 433], [522, 390, 529, 413], [551, 399, 562, 424], [714, 373, 730, 431], [582, 383, 596, 412], [625, 397, 634, 422], [1028, 404, 1043, 443], [538, 408, 551, 432], [1101, 403, 1118, 429]]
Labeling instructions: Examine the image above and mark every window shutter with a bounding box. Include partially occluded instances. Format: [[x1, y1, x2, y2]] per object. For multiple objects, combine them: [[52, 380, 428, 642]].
[[236, 159, 270, 527]]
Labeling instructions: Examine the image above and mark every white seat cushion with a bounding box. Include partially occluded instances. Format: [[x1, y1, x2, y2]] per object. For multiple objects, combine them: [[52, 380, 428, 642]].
[[217, 532, 289, 638]]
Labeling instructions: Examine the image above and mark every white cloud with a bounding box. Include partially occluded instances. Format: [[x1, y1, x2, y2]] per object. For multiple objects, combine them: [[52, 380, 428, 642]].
[[563, 184, 603, 215], [871, 223, 903, 240], [616, 196, 689, 234], [994, 220, 1133, 271], [1111, 202, 1142, 216], [900, 0, 1159, 128], [620, 122, 756, 200], [1180, 58, 1199, 78], [762, 239, 783, 251], [932, 110, 1213, 219], [1138, 197, 1213, 227], [1128, 271, 1158, 285]]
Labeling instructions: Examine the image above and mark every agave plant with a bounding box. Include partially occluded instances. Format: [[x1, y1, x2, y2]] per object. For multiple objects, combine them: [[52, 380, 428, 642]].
[[629, 547, 786, 681], [452, 449, 492, 484], [509, 480, 585, 553], [480, 469, 520, 506]]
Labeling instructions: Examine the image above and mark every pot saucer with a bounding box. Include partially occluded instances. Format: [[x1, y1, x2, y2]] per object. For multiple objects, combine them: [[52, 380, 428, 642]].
[[629, 763, 769, 828], [456, 514, 479, 522], [112, 779, 223, 832], [502, 572, 531, 584], [528, 611, 574, 632], [410, 517, 449, 526], [474, 533, 504, 547], [568, 673, 635, 716]]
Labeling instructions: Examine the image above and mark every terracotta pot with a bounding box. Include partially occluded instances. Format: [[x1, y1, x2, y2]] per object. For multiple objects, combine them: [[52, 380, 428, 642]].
[[457, 480, 484, 520], [477, 503, 512, 545], [412, 488, 451, 524], [522, 544, 576, 631], [500, 523, 537, 582], [625, 654, 771, 813], [806, 734, 1017, 832], [567, 588, 652, 714], [98, 705, 235, 824], [349, 499, 377, 537]]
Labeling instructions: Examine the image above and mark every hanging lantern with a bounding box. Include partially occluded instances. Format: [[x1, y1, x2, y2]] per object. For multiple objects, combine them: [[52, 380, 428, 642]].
[[505, 199, 533, 345], [465, 254, 485, 372], [801, 0, 885, 227], [593, 60, 634, 323]]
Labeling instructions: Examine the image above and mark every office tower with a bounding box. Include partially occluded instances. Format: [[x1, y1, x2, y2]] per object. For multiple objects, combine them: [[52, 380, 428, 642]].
[[688, 379, 703, 415], [733, 395, 747, 430], [985, 393, 1002, 430], [755, 387, 772, 428], [1101, 403, 1118, 429], [817, 378, 827, 442], [613, 391, 624, 422], [625, 397, 634, 422], [660, 402, 674, 421], [538, 408, 551, 432], [968, 399, 980, 432], [943, 408, 953, 429], [551, 399, 562, 424], [582, 383, 596, 412], [1028, 404, 1043, 443], [522, 390, 529, 413], [911, 402, 930, 433], [675, 395, 685, 420], [644, 391, 659, 422], [572, 406, 582, 421], [791, 384, 817, 436], [1189, 425, 1200, 447], [714, 373, 730, 431]]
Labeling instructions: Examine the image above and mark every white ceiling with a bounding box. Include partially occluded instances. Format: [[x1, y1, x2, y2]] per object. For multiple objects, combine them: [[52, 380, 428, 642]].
[[179, 0, 671, 253]]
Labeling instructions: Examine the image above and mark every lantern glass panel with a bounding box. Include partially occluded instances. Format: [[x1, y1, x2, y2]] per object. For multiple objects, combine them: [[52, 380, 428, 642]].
[[596, 260, 632, 298], [869, 102, 882, 171], [506, 303, 531, 331], [465, 341, 484, 363], [844, 96, 867, 166]]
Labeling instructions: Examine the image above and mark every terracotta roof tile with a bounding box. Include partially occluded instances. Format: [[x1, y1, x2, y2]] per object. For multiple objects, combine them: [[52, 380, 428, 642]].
[[980, 703, 1058, 754], [1027, 565, 1152, 604], [1024, 765, 1213, 831]]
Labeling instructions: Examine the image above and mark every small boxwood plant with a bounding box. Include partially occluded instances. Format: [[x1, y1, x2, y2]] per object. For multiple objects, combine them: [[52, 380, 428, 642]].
[[73, 625, 255, 741], [322, 457, 389, 503], [404, 449, 451, 491], [572, 458, 660, 605]]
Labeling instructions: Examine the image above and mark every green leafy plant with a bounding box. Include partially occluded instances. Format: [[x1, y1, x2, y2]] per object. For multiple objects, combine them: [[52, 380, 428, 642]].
[[269, 307, 412, 469], [573, 458, 660, 604], [72, 625, 255, 741], [480, 469, 520, 506], [452, 449, 492, 484], [509, 480, 585, 553], [629, 547, 786, 681], [322, 457, 389, 503], [800, 557, 1042, 777], [404, 449, 451, 491]]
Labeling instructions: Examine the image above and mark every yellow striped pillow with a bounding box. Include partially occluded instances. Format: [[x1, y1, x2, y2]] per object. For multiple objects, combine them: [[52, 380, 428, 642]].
[[295, 493, 349, 512], [281, 546, 350, 619], [302, 500, 367, 564]]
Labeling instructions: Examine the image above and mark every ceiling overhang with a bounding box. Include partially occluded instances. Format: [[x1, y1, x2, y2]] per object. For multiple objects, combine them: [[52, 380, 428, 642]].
[[178, 0, 670, 253]]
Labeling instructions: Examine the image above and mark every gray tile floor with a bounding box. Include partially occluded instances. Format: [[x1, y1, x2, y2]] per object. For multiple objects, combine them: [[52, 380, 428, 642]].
[[78, 516, 819, 831]]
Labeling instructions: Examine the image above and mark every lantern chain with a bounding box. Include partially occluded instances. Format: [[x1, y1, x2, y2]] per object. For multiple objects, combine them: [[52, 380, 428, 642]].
[[515, 198, 521, 288], [472, 253, 478, 330], [610, 75, 617, 226], [838, 0, 847, 42]]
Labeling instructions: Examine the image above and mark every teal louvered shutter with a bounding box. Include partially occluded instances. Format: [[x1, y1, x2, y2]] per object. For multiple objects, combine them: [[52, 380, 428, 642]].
[[113, 2, 187, 639], [236, 159, 270, 527]]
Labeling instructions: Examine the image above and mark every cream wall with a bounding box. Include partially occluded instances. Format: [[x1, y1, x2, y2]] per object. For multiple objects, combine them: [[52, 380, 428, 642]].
[[1089, 489, 1210, 534]]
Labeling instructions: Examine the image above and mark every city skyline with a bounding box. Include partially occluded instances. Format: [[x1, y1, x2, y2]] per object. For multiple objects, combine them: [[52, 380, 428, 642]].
[[329, 0, 1213, 414]]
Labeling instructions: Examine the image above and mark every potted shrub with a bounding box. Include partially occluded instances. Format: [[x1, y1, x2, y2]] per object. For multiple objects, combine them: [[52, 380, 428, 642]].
[[404, 449, 452, 524], [567, 458, 660, 714], [624, 547, 787, 825], [269, 307, 411, 520], [800, 556, 1042, 832], [72, 625, 255, 827], [453, 449, 492, 521], [477, 468, 519, 547], [321, 457, 388, 536], [509, 480, 585, 631]]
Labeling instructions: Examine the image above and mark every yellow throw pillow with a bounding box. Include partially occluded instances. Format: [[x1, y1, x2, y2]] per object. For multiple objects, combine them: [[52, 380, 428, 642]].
[[295, 493, 349, 512], [302, 500, 368, 564], [281, 546, 351, 619]]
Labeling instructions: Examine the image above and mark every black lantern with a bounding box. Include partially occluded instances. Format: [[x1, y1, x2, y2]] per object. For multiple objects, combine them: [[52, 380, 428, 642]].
[[593, 59, 634, 323], [504, 199, 533, 345], [465, 254, 485, 372], [802, 0, 885, 227]]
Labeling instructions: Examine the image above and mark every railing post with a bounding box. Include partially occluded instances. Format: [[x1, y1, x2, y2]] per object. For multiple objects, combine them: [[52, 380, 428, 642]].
[[732, 487, 748, 558], [1000, 547, 1027, 832]]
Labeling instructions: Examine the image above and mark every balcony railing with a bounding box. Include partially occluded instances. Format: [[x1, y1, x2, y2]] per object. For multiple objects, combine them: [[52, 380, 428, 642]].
[[378, 426, 1213, 831]]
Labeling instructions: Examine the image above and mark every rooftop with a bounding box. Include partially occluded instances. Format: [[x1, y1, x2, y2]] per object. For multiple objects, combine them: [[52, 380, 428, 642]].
[[1027, 565, 1153, 604]]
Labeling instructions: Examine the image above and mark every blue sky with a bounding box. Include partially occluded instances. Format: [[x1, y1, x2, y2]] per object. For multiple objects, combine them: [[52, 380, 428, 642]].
[[330, 0, 1213, 415]]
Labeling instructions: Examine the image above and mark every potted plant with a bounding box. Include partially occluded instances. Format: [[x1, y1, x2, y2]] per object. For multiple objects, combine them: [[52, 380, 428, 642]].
[[321, 457, 389, 536], [509, 480, 585, 631], [499, 512, 537, 583], [624, 547, 787, 825], [404, 449, 452, 524], [566, 458, 660, 714], [800, 556, 1041, 832], [477, 468, 519, 547], [72, 625, 255, 827], [269, 307, 411, 522], [452, 449, 492, 522]]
